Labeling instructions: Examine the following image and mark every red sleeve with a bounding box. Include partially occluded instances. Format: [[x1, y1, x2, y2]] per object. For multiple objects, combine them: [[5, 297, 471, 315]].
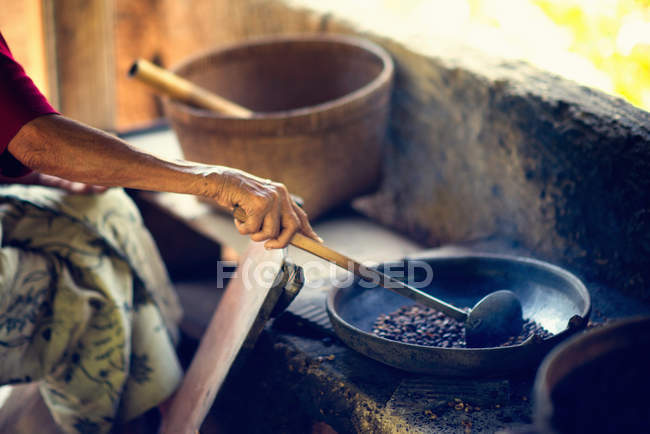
[[0, 32, 58, 177]]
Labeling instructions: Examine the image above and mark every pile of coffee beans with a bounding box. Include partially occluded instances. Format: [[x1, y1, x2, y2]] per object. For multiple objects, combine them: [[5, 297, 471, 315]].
[[372, 304, 552, 348]]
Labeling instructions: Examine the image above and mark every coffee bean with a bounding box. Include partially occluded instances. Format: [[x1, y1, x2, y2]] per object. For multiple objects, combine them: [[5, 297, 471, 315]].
[[372, 304, 552, 348]]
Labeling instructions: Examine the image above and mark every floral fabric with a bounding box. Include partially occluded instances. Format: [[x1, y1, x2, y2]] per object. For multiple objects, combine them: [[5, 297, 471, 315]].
[[0, 186, 182, 433]]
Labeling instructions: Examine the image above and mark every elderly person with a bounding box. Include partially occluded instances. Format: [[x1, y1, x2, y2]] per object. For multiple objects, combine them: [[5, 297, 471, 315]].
[[1, 32, 320, 433]]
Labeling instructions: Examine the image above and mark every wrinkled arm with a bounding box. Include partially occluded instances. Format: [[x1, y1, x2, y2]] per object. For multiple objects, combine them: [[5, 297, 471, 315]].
[[9, 114, 215, 194], [8, 114, 320, 248]]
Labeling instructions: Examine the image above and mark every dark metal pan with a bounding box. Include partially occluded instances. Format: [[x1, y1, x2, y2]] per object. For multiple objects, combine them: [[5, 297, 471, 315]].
[[326, 253, 591, 377]]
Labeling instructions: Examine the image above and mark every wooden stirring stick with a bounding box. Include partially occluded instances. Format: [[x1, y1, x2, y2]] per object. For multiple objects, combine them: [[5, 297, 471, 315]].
[[233, 206, 468, 321], [129, 58, 253, 118]]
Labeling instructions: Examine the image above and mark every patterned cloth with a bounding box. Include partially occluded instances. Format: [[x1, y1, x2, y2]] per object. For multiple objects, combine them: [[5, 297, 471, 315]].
[[0, 186, 183, 433]]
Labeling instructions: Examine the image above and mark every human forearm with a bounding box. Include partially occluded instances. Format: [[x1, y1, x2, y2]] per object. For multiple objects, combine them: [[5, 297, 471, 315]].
[[7, 113, 320, 248], [8, 114, 221, 197]]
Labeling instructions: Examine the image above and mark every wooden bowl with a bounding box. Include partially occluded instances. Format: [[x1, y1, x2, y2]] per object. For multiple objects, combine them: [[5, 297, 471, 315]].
[[162, 34, 394, 218]]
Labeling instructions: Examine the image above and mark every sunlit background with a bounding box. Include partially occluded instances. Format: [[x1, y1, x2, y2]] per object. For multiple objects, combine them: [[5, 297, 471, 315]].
[[294, 0, 650, 112], [1, 0, 648, 130]]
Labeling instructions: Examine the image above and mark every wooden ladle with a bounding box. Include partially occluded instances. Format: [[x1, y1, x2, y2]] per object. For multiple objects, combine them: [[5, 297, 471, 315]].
[[129, 59, 524, 347]]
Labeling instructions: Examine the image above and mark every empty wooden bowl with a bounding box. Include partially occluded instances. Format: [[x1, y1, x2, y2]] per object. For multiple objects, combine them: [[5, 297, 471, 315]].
[[162, 34, 394, 218]]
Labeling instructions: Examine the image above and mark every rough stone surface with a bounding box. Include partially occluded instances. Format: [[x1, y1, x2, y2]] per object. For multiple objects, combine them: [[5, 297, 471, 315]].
[[213, 325, 536, 434], [354, 42, 650, 302], [215, 0, 650, 301]]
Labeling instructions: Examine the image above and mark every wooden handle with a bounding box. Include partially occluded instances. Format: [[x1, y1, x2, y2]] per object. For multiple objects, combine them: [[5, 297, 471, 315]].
[[160, 243, 285, 434], [233, 206, 468, 321], [129, 58, 254, 118]]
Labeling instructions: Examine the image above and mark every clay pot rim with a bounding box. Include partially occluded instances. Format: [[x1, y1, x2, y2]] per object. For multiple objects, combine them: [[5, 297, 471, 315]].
[[532, 316, 650, 427], [165, 33, 394, 121], [534, 316, 650, 390]]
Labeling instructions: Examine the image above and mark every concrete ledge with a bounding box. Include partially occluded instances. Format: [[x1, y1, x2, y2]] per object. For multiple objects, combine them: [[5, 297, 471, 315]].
[[216, 0, 650, 301]]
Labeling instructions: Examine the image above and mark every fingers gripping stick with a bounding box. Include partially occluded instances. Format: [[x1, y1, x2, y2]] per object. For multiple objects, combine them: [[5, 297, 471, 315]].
[[233, 206, 467, 320]]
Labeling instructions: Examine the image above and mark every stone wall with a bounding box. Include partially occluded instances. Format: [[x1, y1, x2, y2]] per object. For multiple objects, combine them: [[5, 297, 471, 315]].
[[215, 0, 650, 301], [354, 42, 650, 301]]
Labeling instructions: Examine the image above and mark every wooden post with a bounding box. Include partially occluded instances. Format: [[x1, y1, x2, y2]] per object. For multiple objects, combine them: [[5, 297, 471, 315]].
[[48, 0, 116, 131]]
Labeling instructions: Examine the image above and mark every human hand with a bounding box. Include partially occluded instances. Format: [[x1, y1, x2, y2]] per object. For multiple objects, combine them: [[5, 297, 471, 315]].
[[211, 169, 321, 249]]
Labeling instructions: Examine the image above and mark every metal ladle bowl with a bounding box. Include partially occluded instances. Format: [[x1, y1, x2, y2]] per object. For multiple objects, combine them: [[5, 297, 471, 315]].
[[326, 253, 591, 377], [465, 289, 524, 347]]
